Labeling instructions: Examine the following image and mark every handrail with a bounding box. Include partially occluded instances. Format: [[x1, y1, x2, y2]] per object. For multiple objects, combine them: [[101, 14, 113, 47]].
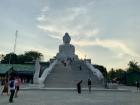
[[39, 60, 58, 84], [85, 61, 104, 80]]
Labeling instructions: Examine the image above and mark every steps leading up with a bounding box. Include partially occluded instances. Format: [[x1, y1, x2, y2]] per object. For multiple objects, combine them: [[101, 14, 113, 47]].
[[44, 61, 103, 88]]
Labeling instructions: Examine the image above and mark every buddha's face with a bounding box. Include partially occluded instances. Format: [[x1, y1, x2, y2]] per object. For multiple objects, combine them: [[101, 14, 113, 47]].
[[63, 33, 71, 44]]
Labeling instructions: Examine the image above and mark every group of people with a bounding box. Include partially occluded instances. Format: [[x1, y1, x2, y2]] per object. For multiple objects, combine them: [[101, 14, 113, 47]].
[[76, 78, 92, 94], [61, 57, 75, 67], [1, 75, 21, 103]]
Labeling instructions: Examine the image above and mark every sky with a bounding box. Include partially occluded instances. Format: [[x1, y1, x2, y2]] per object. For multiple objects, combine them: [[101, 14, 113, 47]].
[[0, 0, 140, 70]]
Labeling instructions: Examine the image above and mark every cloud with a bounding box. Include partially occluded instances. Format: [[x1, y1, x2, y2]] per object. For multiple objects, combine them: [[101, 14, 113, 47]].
[[35, 0, 140, 69], [73, 38, 140, 58], [37, 0, 99, 39]]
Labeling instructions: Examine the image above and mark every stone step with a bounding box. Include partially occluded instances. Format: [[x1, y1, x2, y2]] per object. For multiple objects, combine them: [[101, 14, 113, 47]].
[[44, 61, 103, 88]]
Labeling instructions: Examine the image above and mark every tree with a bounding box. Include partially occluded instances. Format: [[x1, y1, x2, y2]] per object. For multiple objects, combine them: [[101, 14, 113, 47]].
[[108, 68, 126, 83], [17, 54, 25, 64], [24, 51, 43, 62], [93, 64, 107, 88], [1, 53, 17, 64], [108, 68, 116, 80], [93, 64, 107, 78], [115, 69, 126, 83], [0, 54, 4, 62], [127, 60, 140, 72], [126, 60, 140, 85], [1, 51, 43, 64], [115, 69, 125, 77]]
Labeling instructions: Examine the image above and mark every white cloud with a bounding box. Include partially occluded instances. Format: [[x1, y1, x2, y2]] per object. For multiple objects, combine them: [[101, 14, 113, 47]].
[[37, 0, 99, 39], [73, 38, 140, 58], [35, 0, 140, 69]]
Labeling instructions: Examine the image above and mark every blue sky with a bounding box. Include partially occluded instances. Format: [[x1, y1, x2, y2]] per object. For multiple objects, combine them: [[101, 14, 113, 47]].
[[0, 0, 140, 70]]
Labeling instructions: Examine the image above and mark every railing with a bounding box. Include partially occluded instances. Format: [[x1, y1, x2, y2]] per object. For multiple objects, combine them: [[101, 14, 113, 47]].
[[85, 61, 104, 80], [38, 60, 58, 84]]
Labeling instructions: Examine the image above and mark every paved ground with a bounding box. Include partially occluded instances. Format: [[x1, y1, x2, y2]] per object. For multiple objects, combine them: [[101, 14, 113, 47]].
[[0, 88, 140, 105]]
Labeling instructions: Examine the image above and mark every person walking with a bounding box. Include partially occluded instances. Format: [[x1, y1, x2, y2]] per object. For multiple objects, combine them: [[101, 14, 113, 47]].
[[136, 81, 140, 92], [79, 65, 82, 70], [88, 78, 92, 92], [15, 76, 21, 97], [9, 76, 16, 103], [1, 79, 8, 95], [77, 80, 83, 94]]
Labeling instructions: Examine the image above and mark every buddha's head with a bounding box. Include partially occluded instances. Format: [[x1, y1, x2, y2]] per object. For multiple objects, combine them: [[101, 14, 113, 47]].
[[63, 32, 71, 44]]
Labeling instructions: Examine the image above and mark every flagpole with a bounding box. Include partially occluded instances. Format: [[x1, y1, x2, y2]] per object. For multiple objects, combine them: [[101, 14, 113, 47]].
[[13, 30, 18, 53], [9, 30, 18, 64]]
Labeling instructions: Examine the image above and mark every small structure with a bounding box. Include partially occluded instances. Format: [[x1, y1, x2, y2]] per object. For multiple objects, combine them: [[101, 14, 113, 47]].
[[33, 59, 41, 84], [0, 63, 48, 84]]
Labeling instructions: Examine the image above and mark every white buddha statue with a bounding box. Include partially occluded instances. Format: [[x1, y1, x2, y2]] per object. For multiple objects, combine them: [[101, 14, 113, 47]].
[[56, 33, 78, 60]]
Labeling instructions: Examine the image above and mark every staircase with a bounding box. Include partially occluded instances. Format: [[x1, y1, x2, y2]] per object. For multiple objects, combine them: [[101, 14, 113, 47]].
[[44, 60, 103, 88]]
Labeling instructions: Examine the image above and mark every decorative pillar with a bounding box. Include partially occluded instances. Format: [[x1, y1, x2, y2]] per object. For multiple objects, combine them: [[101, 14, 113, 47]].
[[33, 58, 40, 84]]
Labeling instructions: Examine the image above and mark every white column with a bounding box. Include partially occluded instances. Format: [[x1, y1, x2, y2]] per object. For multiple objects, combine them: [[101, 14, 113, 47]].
[[33, 58, 40, 84]]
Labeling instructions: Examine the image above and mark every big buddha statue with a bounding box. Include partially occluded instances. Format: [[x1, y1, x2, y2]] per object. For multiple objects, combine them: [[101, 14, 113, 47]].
[[56, 33, 78, 60]]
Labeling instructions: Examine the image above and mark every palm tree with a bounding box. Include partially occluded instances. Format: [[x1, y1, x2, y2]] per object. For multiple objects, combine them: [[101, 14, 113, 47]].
[[127, 60, 140, 72], [0, 54, 4, 63]]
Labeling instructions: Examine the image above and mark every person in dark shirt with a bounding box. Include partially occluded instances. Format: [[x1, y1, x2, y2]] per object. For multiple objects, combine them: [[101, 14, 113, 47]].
[[136, 81, 140, 92], [9, 76, 15, 103], [88, 78, 92, 92], [77, 80, 83, 94], [79, 65, 82, 70]]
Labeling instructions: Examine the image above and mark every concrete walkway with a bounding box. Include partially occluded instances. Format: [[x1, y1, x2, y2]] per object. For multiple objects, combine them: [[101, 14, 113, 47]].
[[0, 85, 140, 105], [0, 90, 140, 105], [19, 84, 133, 92]]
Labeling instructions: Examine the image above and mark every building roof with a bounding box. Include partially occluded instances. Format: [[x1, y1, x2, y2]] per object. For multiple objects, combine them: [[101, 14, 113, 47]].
[[0, 64, 12, 74], [0, 64, 34, 74], [12, 64, 34, 72], [0, 63, 49, 75]]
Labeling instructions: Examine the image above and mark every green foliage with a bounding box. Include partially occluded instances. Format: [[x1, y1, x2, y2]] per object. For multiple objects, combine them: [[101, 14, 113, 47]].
[[24, 51, 43, 61], [127, 61, 140, 72], [115, 69, 126, 79], [1, 51, 43, 64], [107, 60, 140, 85], [108, 68, 116, 80], [126, 71, 140, 85], [1, 53, 17, 64], [17, 54, 25, 64], [93, 64, 107, 78], [0, 54, 4, 61], [125, 60, 140, 85], [108, 68, 126, 83]]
